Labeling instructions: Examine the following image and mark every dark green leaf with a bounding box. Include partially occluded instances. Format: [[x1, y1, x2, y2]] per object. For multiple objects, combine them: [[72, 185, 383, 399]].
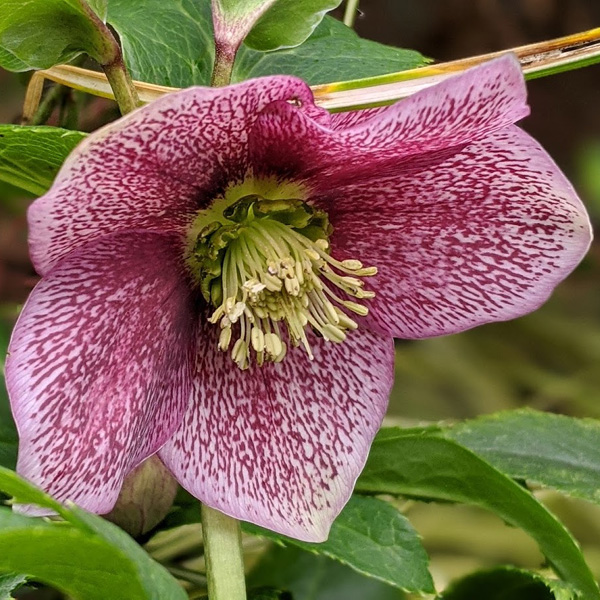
[[248, 588, 293, 600], [248, 544, 406, 600], [234, 16, 428, 85], [245, 0, 342, 52], [0, 573, 28, 600], [0, 0, 117, 71], [244, 496, 433, 594], [0, 321, 17, 471], [440, 567, 575, 600], [107, 0, 215, 87], [0, 468, 187, 600], [446, 409, 600, 505], [357, 432, 600, 600], [0, 125, 86, 196]]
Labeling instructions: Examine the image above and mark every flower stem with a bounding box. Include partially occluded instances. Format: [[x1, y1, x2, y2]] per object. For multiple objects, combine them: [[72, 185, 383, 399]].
[[201, 504, 247, 600], [343, 0, 360, 28], [103, 52, 141, 115], [211, 42, 236, 87]]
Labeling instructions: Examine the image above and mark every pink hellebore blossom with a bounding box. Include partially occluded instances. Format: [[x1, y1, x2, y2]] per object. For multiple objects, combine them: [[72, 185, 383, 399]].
[[6, 55, 591, 542]]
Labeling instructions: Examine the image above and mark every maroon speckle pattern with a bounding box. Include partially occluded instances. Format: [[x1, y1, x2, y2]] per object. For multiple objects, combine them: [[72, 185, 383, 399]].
[[6, 56, 592, 541]]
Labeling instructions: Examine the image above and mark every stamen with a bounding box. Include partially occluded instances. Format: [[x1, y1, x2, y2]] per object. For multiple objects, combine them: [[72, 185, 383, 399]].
[[193, 196, 377, 368]]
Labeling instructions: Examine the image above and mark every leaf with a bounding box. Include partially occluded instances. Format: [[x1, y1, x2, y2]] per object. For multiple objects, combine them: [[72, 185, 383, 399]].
[[107, 0, 215, 87], [357, 432, 600, 600], [0, 126, 86, 196], [245, 0, 343, 52], [445, 410, 600, 506], [248, 544, 406, 600], [440, 567, 576, 600], [0, 0, 117, 71], [248, 588, 293, 600], [243, 496, 434, 594], [0, 573, 28, 600], [0, 321, 17, 471], [234, 16, 428, 85], [0, 468, 187, 600]]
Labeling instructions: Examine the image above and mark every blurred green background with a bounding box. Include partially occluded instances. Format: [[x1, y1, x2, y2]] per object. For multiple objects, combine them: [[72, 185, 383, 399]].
[[1, 0, 600, 598]]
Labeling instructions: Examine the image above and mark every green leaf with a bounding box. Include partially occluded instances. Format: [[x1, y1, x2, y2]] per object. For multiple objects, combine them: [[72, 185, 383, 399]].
[[234, 16, 428, 85], [0, 125, 86, 196], [107, 0, 215, 87], [244, 496, 434, 594], [445, 410, 600, 506], [245, 0, 343, 52], [357, 432, 600, 600], [440, 567, 575, 600], [0, 468, 187, 600], [248, 588, 293, 600], [0, 573, 28, 600], [0, 320, 17, 471], [248, 544, 406, 600], [0, 0, 117, 71]]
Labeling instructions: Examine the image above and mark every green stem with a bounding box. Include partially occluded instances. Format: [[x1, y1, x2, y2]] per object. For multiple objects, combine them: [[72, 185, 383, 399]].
[[211, 42, 236, 87], [201, 504, 246, 600], [103, 52, 141, 115], [343, 0, 360, 28]]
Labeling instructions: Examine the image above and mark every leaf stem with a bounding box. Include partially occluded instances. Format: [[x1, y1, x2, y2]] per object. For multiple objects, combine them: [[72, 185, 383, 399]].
[[211, 42, 236, 87], [102, 52, 141, 115], [201, 504, 246, 600], [343, 0, 360, 28]]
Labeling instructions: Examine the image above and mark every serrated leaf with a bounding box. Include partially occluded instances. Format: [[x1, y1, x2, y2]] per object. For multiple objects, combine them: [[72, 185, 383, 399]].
[[440, 567, 575, 600], [445, 410, 600, 505], [357, 432, 600, 600], [107, 0, 215, 87], [0, 573, 28, 600], [248, 544, 406, 600], [0, 126, 86, 196], [234, 16, 428, 85], [245, 0, 342, 52], [0, 0, 117, 71], [0, 468, 186, 600], [244, 496, 433, 594]]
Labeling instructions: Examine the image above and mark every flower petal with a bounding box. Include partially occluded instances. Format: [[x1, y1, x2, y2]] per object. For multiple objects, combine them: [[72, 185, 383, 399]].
[[6, 233, 195, 514], [30, 76, 328, 276], [327, 126, 592, 338], [250, 55, 528, 185], [159, 324, 394, 542]]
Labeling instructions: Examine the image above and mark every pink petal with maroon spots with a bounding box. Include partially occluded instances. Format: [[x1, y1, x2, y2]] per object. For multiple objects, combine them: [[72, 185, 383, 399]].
[[327, 126, 592, 338], [6, 233, 195, 514], [30, 76, 328, 276], [159, 324, 394, 542], [250, 55, 528, 185]]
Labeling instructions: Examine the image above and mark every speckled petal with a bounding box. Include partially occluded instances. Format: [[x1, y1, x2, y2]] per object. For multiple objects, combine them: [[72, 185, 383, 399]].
[[29, 75, 328, 276], [250, 55, 528, 184], [327, 125, 592, 338], [159, 324, 394, 542], [6, 233, 196, 514]]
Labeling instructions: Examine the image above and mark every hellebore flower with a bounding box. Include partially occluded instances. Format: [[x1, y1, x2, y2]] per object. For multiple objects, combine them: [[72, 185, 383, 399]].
[[6, 55, 591, 542]]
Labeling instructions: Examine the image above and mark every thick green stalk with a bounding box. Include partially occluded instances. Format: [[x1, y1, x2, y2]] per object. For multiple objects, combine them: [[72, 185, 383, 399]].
[[211, 42, 236, 87], [343, 0, 360, 28], [103, 52, 141, 115], [201, 504, 247, 600]]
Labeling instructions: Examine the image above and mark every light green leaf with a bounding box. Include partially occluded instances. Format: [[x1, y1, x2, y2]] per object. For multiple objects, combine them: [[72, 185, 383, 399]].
[[0, 125, 86, 196], [440, 567, 575, 600], [244, 496, 434, 594], [107, 0, 215, 87], [234, 16, 428, 85], [0, 321, 17, 471], [245, 0, 343, 52], [357, 432, 600, 600], [248, 544, 406, 600], [445, 410, 600, 505], [0, 0, 117, 71], [0, 468, 187, 600], [0, 573, 28, 600]]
